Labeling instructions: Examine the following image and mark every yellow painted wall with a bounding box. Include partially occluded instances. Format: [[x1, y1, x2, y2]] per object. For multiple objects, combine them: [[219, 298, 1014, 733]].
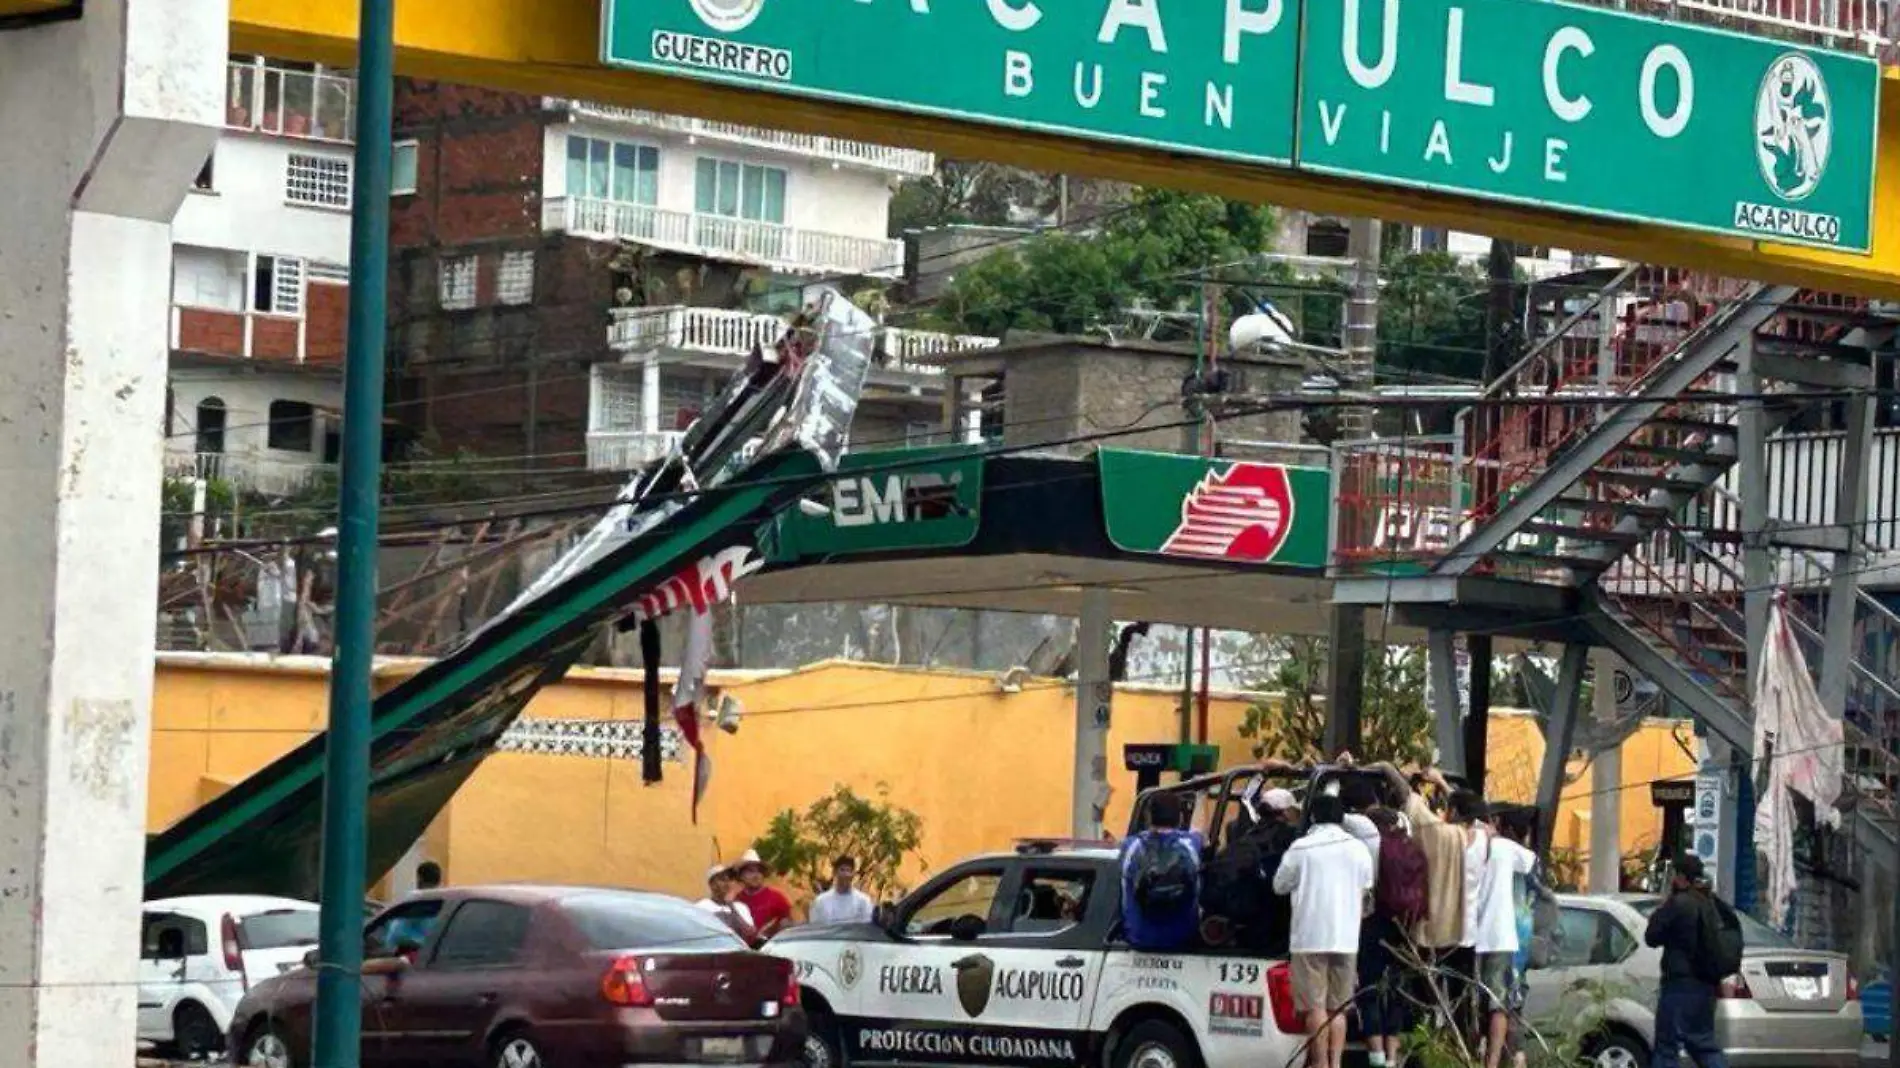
[[147, 655, 1697, 903]]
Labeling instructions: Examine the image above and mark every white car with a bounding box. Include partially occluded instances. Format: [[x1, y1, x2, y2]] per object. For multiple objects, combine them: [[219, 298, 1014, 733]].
[[139, 895, 320, 1058], [765, 842, 1310, 1068], [1526, 893, 1862, 1068]]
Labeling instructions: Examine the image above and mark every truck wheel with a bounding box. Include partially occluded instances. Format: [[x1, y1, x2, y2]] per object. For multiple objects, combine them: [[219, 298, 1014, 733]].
[[1112, 1020, 1200, 1068], [804, 1007, 845, 1068]]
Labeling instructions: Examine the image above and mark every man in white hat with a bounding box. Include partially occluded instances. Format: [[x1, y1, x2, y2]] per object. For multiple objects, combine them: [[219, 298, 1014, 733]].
[[734, 849, 794, 940], [696, 862, 760, 946]]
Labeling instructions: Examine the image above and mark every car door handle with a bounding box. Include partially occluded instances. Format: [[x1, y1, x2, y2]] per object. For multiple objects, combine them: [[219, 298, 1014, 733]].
[[1056, 957, 1085, 969]]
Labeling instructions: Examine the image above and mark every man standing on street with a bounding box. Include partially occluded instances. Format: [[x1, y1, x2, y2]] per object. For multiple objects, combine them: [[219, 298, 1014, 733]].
[[808, 855, 877, 926], [735, 849, 795, 940], [697, 863, 762, 946], [1119, 791, 1205, 952], [1274, 794, 1375, 1068], [1368, 763, 1470, 1024], [1644, 854, 1737, 1068]]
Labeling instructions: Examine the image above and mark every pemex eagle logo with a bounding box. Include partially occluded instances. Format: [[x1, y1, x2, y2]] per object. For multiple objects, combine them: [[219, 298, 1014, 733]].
[[1160, 463, 1296, 563]]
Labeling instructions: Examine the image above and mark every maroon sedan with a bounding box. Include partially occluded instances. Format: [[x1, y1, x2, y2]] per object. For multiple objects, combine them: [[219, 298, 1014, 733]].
[[228, 885, 805, 1068]]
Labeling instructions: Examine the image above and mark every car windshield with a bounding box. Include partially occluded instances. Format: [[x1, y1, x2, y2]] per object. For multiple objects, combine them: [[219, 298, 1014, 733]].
[[240, 908, 321, 950], [565, 894, 746, 951], [1625, 896, 1794, 949]]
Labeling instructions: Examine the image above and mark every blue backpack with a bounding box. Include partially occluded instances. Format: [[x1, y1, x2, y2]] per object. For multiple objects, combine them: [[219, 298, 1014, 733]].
[[1130, 831, 1200, 917]]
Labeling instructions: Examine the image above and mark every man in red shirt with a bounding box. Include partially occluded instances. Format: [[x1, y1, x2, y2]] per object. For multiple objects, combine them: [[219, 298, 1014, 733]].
[[734, 849, 793, 939]]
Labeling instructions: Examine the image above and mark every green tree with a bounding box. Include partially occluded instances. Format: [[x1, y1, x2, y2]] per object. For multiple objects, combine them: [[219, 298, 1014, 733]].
[[1237, 637, 1436, 767], [933, 188, 1277, 337], [1377, 250, 1490, 383], [753, 783, 925, 901]]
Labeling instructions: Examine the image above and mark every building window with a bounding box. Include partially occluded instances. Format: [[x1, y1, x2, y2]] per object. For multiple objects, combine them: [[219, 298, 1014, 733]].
[[497, 250, 535, 306], [267, 400, 315, 453], [174, 246, 247, 311], [439, 255, 477, 310], [254, 255, 304, 316], [695, 158, 786, 223], [286, 152, 351, 209], [565, 135, 659, 205], [193, 153, 215, 192], [392, 139, 419, 196], [195, 398, 227, 455], [1305, 218, 1350, 258], [307, 261, 350, 284]]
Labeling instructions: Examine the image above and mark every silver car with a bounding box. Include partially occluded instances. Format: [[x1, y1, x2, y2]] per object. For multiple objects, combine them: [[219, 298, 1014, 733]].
[[1524, 893, 1861, 1068]]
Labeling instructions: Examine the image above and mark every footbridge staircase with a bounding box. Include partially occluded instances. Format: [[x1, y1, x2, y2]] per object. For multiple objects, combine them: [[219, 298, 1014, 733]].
[[1333, 267, 1900, 876]]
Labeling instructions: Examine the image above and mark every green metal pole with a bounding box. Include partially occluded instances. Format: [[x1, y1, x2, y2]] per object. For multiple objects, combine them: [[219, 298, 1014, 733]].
[[313, 0, 394, 1064]]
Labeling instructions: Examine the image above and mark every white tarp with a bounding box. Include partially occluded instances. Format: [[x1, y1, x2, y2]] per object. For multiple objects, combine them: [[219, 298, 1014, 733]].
[[1753, 598, 1845, 927]]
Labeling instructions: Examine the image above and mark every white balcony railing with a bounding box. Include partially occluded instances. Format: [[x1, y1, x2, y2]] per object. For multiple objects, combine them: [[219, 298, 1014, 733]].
[[545, 197, 905, 278], [227, 60, 355, 143], [165, 451, 331, 498], [608, 306, 999, 376], [557, 101, 936, 175], [586, 430, 686, 472], [884, 328, 1001, 368]]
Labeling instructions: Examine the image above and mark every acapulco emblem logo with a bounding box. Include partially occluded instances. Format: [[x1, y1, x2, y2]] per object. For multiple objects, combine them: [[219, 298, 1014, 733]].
[[689, 0, 766, 32], [1160, 463, 1296, 562]]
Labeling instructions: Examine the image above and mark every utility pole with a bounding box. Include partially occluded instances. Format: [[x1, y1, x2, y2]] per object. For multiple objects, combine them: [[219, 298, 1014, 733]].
[[1324, 219, 1380, 756], [312, 0, 394, 1064]]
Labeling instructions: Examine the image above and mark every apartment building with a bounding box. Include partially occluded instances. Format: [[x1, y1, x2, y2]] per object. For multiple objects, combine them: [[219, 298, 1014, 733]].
[[382, 84, 996, 474], [166, 57, 359, 497]]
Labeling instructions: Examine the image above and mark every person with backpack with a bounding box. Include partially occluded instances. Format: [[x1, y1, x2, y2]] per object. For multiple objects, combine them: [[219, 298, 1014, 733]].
[[1274, 794, 1376, 1068], [1644, 852, 1741, 1068], [1119, 791, 1204, 951], [1360, 806, 1428, 1068]]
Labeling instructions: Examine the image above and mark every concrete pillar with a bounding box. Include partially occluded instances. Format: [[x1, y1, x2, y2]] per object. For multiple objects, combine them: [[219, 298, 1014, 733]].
[[1073, 590, 1112, 839], [0, 6, 222, 1066], [1820, 391, 1873, 716], [1429, 629, 1466, 777], [1589, 649, 1624, 893], [1324, 606, 1366, 757], [642, 356, 662, 434]]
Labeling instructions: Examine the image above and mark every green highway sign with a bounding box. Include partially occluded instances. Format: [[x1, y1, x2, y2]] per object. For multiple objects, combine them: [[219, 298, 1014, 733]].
[[1099, 449, 1330, 570], [1297, 0, 1878, 251], [764, 445, 985, 561], [602, 0, 1300, 165], [602, 0, 1878, 254]]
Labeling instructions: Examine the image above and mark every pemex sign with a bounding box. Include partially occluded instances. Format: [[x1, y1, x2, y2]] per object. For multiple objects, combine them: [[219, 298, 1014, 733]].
[[1098, 449, 1330, 570], [602, 0, 1877, 253]]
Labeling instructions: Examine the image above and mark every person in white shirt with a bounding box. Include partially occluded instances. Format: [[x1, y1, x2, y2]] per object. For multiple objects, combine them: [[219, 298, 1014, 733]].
[[1448, 789, 1491, 1043], [1470, 808, 1537, 1068], [695, 863, 760, 946], [807, 855, 877, 926], [1272, 794, 1375, 1068]]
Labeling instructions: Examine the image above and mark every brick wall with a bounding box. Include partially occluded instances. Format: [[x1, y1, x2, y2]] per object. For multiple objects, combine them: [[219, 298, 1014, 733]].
[[253, 316, 300, 361], [176, 309, 245, 359], [306, 281, 348, 366]]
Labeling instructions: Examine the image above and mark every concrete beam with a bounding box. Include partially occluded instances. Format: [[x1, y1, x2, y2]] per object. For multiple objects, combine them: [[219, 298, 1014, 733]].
[[228, 0, 1900, 301]]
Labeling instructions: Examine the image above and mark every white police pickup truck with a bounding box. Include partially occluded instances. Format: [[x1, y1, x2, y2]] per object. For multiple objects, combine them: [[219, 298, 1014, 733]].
[[765, 842, 1306, 1068]]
